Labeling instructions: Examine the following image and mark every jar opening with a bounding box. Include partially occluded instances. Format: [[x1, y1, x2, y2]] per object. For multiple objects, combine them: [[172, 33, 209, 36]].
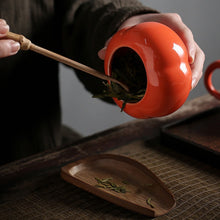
[[110, 47, 147, 103]]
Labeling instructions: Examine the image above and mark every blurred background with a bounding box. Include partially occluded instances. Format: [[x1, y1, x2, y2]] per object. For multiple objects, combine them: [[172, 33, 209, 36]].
[[60, 0, 220, 137]]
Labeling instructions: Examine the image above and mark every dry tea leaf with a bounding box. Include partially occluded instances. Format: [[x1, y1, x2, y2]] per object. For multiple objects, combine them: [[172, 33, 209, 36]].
[[93, 48, 147, 111]]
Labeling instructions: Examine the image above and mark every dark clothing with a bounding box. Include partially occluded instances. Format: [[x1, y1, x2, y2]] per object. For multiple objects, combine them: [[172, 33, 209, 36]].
[[0, 0, 157, 164]]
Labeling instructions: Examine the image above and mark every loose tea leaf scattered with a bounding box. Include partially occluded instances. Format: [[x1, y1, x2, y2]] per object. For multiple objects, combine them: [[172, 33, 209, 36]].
[[95, 177, 127, 193], [93, 48, 147, 111], [121, 180, 129, 185], [146, 198, 155, 208]]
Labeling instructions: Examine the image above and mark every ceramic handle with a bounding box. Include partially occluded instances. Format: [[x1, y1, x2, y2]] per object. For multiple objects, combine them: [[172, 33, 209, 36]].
[[204, 60, 220, 100]]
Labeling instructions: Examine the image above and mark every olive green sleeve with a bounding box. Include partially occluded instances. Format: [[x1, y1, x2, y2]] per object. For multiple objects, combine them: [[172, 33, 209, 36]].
[[61, 0, 158, 101]]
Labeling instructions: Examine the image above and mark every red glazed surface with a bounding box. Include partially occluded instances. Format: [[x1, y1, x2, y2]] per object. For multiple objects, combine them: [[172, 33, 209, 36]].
[[104, 22, 192, 119], [204, 60, 220, 100]]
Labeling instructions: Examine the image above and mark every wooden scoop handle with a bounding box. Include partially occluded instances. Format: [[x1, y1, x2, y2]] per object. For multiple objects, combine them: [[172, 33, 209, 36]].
[[6, 31, 129, 92]]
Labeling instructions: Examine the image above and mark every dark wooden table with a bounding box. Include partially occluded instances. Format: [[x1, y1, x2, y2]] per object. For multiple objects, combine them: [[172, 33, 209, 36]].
[[0, 95, 220, 220]]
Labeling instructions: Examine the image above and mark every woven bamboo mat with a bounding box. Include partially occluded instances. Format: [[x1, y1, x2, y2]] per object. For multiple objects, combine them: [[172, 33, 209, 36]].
[[0, 139, 219, 220]]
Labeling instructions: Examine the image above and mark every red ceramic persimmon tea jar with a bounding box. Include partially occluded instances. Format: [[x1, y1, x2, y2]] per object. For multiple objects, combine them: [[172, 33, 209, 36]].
[[104, 22, 192, 119]]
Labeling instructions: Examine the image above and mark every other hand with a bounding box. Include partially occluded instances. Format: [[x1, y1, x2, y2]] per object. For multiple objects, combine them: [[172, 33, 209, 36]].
[[0, 19, 20, 58], [98, 13, 205, 89]]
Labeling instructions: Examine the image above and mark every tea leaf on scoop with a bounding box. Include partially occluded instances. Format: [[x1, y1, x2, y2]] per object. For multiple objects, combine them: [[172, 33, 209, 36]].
[[95, 177, 128, 193]]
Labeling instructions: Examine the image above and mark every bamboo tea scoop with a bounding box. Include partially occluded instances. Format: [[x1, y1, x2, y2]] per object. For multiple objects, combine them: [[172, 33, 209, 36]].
[[6, 31, 129, 92]]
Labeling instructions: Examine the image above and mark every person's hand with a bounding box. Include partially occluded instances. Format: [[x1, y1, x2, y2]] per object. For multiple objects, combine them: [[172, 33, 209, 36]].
[[0, 19, 20, 58], [98, 13, 205, 89]]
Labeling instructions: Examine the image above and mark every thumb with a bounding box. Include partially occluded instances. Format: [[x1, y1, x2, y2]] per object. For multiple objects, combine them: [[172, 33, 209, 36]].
[[98, 37, 112, 60], [98, 46, 107, 60]]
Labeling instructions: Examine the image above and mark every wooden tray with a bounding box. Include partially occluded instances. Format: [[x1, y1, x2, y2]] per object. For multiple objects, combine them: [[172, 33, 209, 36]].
[[161, 107, 220, 166], [60, 154, 176, 217]]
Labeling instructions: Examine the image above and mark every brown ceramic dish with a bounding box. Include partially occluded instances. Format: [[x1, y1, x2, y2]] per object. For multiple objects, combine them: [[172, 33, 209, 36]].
[[60, 154, 176, 217]]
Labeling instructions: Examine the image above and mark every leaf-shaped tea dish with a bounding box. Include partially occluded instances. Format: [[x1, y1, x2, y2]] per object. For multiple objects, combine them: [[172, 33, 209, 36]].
[[60, 154, 176, 217]]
